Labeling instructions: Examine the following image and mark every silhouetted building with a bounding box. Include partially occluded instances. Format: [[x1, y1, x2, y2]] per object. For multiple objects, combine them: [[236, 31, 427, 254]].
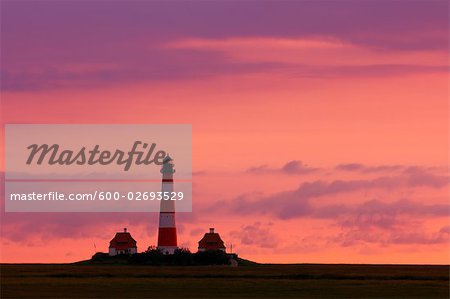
[[198, 228, 226, 252], [109, 228, 137, 256]]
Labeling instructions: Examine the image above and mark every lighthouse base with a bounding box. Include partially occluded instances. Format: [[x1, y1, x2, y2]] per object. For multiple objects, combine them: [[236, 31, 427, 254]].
[[157, 246, 178, 255]]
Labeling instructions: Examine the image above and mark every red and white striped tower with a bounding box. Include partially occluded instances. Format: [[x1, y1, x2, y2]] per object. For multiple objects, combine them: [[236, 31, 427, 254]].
[[157, 155, 178, 254]]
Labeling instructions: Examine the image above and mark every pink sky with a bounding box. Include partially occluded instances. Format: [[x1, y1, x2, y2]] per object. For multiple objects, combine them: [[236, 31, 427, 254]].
[[0, 1, 449, 264]]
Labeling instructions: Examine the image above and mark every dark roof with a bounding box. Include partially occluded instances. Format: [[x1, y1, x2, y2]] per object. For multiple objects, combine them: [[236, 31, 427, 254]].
[[198, 232, 225, 250], [109, 232, 137, 250]]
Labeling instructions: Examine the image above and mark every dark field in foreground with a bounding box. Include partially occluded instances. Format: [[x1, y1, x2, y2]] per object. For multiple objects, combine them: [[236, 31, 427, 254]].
[[1, 263, 448, 298]]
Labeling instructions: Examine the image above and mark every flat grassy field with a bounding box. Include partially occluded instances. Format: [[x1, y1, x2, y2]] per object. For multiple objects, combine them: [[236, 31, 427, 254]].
[[1, 263, 448, 298]]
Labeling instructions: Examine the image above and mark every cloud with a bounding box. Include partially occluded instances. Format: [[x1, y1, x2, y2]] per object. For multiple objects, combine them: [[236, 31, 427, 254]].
[[336, 163, 366, 171], [3, 60, 448, 92], [387, 229, 450, 245], [439, 226, 450, 234], [189, 227, 205, 237], [2, 1, 448, 91], [2, 1, 448, 51], [0, 49, 286, 91], [333, 216, 450, 246], [403, 166, 450, 188], [0, 209, 204, 244], [332, 226, 450, 247], [229, 167, 449, 219], [230, 222, 278, 249], [336, 163, 404, 173], [322, 198, 450, 247], [335, 164, 449, 179], [247, 160, 319, 175], [336, 199, 449, 230], [0, 212, 159, 243]]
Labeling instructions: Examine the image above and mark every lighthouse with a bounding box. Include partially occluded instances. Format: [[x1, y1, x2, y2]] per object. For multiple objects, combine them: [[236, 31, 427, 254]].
[[157, 155, 178, 254]]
